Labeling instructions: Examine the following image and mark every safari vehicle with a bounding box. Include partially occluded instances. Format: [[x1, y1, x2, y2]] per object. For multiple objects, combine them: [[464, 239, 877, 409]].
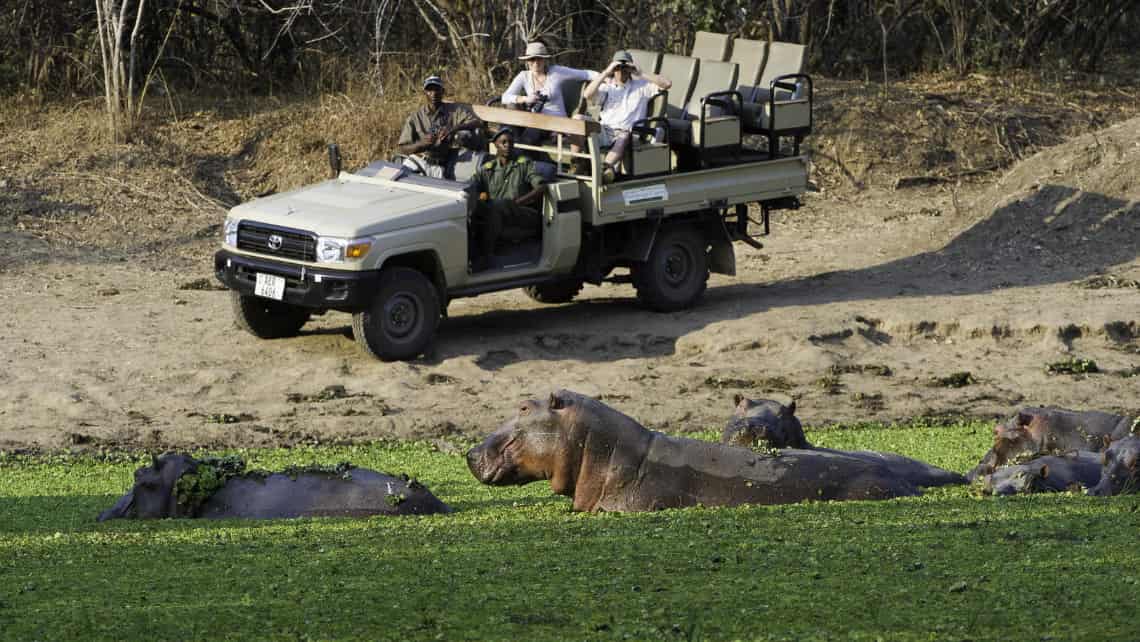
[[214, 34, 813, 361]]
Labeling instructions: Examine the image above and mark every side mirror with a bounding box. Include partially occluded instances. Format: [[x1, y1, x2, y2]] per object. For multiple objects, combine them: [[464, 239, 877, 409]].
[[328, 143, 342, 178]]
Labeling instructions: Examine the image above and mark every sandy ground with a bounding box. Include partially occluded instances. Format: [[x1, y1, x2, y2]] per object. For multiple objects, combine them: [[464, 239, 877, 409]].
[[0, 109, 1137, 451]]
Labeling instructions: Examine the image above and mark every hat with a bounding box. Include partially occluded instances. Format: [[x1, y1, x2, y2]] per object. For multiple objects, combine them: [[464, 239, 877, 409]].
[[611, 50, 634, 65], [422, 75, 444, 90], [491, 127, 515, 142], [518, 42, 553, 60]]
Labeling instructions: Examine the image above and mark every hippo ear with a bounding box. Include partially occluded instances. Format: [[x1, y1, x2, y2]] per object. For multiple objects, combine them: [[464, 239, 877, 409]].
[[151, 453, 162, 469], [1038, 464, 1049, 479], [785, 399, 796, 416], [548, 391, 565, 410], [1103, 435, 1112, 450], [733, 393, 744, 407]]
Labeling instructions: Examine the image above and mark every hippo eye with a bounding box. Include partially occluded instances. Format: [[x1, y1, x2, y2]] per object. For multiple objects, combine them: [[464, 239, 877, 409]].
[[519, 405, 529, 415]]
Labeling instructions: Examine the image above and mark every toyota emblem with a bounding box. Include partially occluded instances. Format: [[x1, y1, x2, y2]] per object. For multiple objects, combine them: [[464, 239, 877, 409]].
[[267, 234, 283, 250]]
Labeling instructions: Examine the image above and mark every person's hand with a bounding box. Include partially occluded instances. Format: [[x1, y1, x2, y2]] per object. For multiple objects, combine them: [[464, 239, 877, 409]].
[[519, 94, 539, 106], [434, 127, 452, 144], [604, 61, 622, 76], [629, 63, 641, 76]]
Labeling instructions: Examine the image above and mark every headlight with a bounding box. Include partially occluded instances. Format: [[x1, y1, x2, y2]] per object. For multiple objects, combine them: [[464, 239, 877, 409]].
[[223, 218, 240, 247], [316, 237, 372, 263]]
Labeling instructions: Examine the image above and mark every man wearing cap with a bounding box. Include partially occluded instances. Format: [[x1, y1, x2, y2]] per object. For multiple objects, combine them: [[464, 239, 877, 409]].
[[466, 128, 546, 271], [398, 75, 482, 180], [575, 50, 671, 182]]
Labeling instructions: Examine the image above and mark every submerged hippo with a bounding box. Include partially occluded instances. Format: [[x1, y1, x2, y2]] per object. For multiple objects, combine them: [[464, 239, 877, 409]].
[[722, 395, 810, 449], [98, 453, 451, 521], [723, 397, 965, 488], [467, 390, 937, 513], [982, 452, 1103, 496], [1088, 436, 1140, 496], [966, 407, 1134, 481]]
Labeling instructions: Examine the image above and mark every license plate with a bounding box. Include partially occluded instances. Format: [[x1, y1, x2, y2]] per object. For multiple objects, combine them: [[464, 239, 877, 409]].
[[254, 273, 286, 300]]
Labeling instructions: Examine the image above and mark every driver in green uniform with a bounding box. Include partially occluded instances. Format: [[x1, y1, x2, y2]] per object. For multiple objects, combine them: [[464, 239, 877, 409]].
[[467, 128, 546, 272]]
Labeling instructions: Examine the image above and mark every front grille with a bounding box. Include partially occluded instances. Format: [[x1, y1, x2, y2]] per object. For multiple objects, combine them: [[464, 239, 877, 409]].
[[237, 222, 317, 262]]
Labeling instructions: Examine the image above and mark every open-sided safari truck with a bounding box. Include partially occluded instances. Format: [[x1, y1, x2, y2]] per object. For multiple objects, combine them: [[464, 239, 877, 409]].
[[214, 38, 812, 361]]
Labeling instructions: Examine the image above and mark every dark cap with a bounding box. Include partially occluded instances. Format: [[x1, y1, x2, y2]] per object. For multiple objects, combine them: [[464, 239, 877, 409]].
[[491, 127, 514, 142], [611, 50, 634, 65], [423, 75, 444, 90]]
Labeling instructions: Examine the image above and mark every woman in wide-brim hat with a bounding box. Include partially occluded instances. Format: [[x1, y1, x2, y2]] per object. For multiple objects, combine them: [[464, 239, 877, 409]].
[[500, 41, 598, 122]]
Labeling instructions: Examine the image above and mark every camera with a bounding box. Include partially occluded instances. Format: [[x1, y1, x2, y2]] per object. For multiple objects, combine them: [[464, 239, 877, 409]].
[[529, 92, 549, 114]]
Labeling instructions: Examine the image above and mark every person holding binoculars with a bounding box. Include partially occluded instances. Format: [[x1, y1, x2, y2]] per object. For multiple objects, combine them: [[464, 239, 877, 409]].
[[573, 49, 672, 183], [501, 41, 598, 145]]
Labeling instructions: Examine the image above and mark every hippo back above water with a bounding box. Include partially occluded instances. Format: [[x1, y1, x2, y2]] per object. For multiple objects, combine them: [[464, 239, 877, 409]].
[[467, 390, 936, 513], [982, 452, 1103, 496], [723, 397, 965, 488], [98, 453, 451, 521]]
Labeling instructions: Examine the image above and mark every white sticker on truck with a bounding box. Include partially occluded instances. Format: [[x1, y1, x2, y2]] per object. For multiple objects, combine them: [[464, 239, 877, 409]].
[[622, 184, 669, 206]]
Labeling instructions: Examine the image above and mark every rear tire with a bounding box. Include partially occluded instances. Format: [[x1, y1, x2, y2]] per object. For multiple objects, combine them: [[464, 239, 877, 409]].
[[231, 292, 311, 339], [632, 225, 709, 312], [523, 279, 584, 304], [352, 267, 441, 361]]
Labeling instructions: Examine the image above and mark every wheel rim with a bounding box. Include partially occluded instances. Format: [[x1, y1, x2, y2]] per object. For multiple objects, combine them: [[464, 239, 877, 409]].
[[662, 243, 693, 287], [383, 292, 420, 339]]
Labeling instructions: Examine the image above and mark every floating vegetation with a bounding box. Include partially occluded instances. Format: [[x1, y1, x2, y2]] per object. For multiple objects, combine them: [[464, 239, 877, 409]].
[[286, 385, 361, 403], [929, 372, 977, 388], [703, 376, 756, 389], [1045, 358, 1099, 375], [851, 392, 885, 411], [814, 375, 843, 394], [174, 455, 247, 515], [830, 364, 893, 377]]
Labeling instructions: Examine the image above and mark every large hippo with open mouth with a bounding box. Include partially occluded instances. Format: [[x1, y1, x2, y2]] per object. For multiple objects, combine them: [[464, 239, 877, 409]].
[[966, 407, 1135, 481], [981, 452, 1103, 496], [98, 453, 451, 521], [722, 397, 966, 488], [466, 390, 933, 512], [1088, 436, 1140, 496]]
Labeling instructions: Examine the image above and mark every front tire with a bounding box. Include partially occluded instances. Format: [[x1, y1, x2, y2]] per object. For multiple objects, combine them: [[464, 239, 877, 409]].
[[632, 225, 709, 312], [524, 279, 584, 304], [352, 267, 441, 361], [231, 292, 311, 339]]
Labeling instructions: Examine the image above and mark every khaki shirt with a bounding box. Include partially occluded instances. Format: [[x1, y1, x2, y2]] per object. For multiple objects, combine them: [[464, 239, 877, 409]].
[[398, 102, 478, 162], [472, 155, 545, 202]]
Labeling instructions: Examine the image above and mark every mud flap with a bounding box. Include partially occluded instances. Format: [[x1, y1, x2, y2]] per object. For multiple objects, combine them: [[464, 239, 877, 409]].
[[709, 239, 736, 276]]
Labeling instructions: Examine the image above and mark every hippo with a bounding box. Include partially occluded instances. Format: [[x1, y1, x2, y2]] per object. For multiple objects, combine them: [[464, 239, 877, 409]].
[[722, 395, 810, 449], [98, 453, 451, 521], [1088, 436, 1140, 496], [722, 397, 965, 488], [467, 390, 936, 513], [966, 407, 1135, 481], [981, 452, 1103, 496]]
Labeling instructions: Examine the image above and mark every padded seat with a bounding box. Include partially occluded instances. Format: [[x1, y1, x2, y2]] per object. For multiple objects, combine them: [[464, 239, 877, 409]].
[[666, 60, 741, 152], [691, 31, 730, 61], [629, 49, 662, 75], [732, 40, 812, 153]]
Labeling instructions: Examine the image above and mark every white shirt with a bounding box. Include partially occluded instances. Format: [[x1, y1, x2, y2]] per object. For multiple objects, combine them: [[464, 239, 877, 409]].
[[501, 65, 598, 118], [595, 77, 658, 132]]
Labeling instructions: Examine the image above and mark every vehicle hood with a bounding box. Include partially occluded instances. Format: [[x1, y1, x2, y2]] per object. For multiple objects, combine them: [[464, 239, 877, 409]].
[[228, 174, 468, 238]]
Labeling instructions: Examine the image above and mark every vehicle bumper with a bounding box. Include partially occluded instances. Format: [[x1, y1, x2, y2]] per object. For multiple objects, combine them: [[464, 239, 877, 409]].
[[214, 249, 379, 310]]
